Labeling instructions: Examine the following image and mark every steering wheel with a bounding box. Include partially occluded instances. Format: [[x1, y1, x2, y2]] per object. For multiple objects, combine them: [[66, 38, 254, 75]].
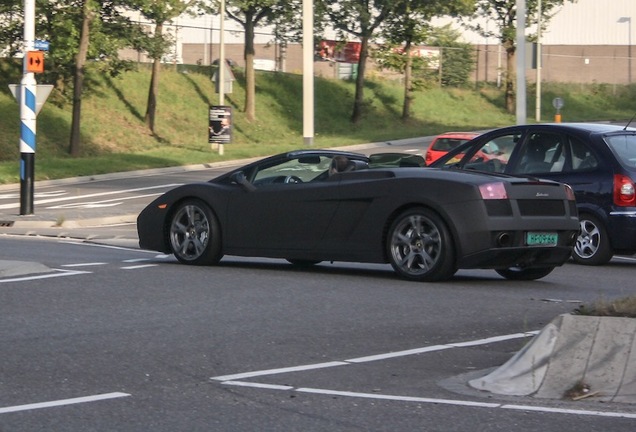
[[284, 175, 303, 184]]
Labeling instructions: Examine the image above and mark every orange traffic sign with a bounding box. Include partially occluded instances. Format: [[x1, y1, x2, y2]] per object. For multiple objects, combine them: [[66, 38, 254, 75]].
[[26, 51, 44, 73]]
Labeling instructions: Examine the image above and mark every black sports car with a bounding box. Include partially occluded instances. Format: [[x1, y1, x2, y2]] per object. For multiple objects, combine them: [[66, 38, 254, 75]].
[[137, 150, 580, 282]]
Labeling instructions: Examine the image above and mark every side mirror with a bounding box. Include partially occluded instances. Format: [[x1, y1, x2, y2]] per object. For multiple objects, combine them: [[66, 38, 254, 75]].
[[230, 171, 256, 191]]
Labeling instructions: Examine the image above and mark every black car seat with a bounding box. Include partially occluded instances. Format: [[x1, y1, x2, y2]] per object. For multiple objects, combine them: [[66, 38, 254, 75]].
[[521, 139, 552, 173]]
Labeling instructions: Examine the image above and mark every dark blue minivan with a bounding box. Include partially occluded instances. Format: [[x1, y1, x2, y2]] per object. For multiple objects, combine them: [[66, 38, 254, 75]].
[[432, 123, 636, 265]]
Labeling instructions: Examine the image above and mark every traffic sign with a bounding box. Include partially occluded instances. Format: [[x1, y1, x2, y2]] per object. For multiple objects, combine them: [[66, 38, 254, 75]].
[[26, 51, 44, 73], [34, 40, 50, 51]]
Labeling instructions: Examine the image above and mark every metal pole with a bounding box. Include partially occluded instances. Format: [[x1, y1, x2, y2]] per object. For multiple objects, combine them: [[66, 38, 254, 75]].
[[218, 0, 225, 155], [20, 0, 36, 215], [302, 0, 314, 146], [535, 0, 542, 122], [516, 0, 527, 125]]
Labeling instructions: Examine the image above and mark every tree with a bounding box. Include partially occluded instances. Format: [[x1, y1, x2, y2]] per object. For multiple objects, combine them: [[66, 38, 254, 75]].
[[428, 25, 474, 88], [204, 0, 293, 122], [69, 0, 97, 156], [318, 0, 397, 124], [375, 0, 473, 119], [468, 0, 575, 113], [132, 0, 199, 133], [53, 1, 137, 156], [0, 0, 23, 57]]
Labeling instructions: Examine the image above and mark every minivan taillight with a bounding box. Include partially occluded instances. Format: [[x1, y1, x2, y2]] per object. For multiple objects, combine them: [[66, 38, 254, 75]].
[[613, 174, 636, 206]]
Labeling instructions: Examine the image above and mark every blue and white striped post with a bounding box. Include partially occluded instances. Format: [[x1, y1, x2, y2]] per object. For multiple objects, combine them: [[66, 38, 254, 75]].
[[20, 0, 36, 215]]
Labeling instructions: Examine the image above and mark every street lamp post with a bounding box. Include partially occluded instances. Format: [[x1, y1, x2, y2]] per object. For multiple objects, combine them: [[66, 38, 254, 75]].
[[302, 0, 314, 146]]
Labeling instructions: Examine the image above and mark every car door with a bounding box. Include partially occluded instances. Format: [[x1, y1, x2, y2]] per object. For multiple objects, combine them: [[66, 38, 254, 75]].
[[224, 156, 341, 254]]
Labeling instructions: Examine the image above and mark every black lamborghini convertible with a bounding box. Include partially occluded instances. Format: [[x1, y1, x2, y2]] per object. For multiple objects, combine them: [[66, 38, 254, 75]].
[[137, 150, 580, 282]]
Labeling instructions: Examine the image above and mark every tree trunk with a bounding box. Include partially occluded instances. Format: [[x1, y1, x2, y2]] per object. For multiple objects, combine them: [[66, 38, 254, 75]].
[[69, 0, 93, 157], [351, 36, 370, 124], [505, 42, 516, 114], [145, 22, 163, 133], [402, 41, 413, 120], [244, 17, 256, 122]]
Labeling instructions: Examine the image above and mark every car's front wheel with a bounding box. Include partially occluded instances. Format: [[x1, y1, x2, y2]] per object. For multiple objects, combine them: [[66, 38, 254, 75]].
[[495, 266, 555, 281], [572, 214, 612, 265], [387, 207, 456, 282], [169, 199, 222, 265]]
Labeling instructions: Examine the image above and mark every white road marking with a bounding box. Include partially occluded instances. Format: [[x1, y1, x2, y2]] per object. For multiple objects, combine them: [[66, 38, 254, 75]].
[[212, 333, 538, 381], [0, 392, 130, 414], [614, 255, 636, 262], [0, 184, 182, 210], [61, 262, 108, 267], [46, 192, 162, 210], [212, 361, 349, 382], [60, 241, 144, 253], [0, 190, 67, 200], [0, 269, 90, 283], [121, 264, 158, 270], [297, 387, 500, 408], [211, 331, 636, 419], [501, 404, 636, 419]]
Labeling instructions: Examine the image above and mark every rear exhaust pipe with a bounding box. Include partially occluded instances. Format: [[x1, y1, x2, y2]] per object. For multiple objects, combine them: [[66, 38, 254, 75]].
[[496, 232, 511, 247]]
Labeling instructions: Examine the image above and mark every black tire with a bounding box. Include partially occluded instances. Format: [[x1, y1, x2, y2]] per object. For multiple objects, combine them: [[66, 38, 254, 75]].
[[169, 199, 222, 265], [495, 266, 555, 281], [572, 213, 612, 265], [386, 207, 456, 282]]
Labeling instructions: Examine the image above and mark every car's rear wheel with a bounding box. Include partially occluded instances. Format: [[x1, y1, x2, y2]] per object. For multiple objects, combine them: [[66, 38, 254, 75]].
[[572, 214, 612, 265], [169, 199, 222, 265], [495, 266, 555, 281], [387, 207, 456, 282]]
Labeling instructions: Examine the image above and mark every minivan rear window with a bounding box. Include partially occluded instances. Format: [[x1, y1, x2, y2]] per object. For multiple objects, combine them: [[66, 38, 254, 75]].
[[606, 135, 636, 168]]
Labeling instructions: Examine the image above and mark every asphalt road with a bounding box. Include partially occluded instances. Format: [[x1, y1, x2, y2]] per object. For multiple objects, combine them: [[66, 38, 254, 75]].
[[1, 235, 635, 431], [1, 138, 636, 431]]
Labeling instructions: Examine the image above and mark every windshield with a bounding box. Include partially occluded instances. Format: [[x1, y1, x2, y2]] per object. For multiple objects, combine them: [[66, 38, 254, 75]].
[[605, 134, 636, 168]]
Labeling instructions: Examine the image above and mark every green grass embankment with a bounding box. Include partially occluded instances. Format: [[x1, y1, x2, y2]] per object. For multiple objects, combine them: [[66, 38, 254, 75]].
[[1, 60, 635, 184]]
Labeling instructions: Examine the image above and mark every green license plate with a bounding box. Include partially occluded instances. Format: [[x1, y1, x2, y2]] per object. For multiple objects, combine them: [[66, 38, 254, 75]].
[[526, 232, 558, 246]]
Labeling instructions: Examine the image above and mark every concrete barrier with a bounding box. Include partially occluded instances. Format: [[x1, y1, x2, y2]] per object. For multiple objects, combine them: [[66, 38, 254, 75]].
[[469, 314, 636, 403]]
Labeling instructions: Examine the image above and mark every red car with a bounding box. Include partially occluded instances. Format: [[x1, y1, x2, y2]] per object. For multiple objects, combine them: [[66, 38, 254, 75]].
[[425, 132, 480, 165]]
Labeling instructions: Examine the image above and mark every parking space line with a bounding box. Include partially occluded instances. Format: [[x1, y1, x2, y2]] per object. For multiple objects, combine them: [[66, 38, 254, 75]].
[[211, 331, 636, 419], [212, 332, 537, 382], [212, 361, 349, 382], [0, 392, 130, 414]]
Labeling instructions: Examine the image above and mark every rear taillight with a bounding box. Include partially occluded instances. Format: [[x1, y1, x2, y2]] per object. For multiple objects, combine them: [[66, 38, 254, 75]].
[[564, 184, 576, 201], [613, 174, 636, 206], [479, 182, 508, 200]]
